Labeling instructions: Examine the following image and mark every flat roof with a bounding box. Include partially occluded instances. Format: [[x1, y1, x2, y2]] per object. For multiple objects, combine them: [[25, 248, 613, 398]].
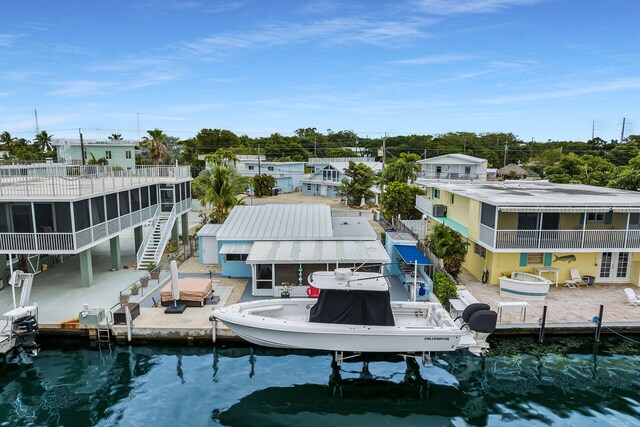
[[418, 180, 640, 207], [418, 153, 487, 164], [246, 240, 390, 264], [331, 217, 377, 239], [216, 204, 333, 240]]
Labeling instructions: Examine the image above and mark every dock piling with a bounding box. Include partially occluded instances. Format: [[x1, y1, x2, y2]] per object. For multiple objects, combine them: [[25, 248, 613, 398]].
[[538, 304, 547, 344], [595, 304, 604, 343]]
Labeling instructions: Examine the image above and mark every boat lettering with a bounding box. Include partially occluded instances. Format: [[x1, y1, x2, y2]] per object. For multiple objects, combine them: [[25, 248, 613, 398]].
[[424, 337, 450, 341]]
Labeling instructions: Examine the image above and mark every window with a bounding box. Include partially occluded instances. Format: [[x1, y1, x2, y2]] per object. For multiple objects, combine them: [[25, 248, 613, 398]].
[[118, 191, 130, 215], [587, 213, 604, 222], [465, 166, 471, 174], [527, 253, 544, 264], [434, 189, 440, 199], [73, 200, 90, 231], [267, 166, 274, 171], [105, 150, 112, 160], [307, 184, 312, 191], [436, 166, 442, 173], [125, 150, 132, 159], [226, 253, 248, 262], [474, 243, 486, 258], [450, 194, 455, 204], [91, 197, 106, 224], [248, 165, 255, 170]]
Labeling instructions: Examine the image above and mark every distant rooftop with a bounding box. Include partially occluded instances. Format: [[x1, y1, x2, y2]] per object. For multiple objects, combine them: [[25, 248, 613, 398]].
[[52, 138, 138, 146], [309, 157, 376, 163], [419, 180, 640, 207], [418, 153, 487, 165]]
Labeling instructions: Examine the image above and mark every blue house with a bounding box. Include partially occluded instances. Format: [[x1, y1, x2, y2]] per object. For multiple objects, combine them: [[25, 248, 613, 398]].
[[237, 159, 306, 193], [301, 157, 382, 197], [384, 231, 433, 301], [198, 204, 390, 296]]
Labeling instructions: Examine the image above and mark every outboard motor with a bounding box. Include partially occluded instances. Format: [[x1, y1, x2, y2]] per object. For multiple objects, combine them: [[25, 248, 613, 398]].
[[460, 303, 497, 355], [12, 314, 40, 356]]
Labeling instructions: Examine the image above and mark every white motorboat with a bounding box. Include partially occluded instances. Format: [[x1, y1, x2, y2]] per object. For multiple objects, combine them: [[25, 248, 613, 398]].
[[212, 268, 497, 354], [499, 271, 552, 300], [1, 270, 40, 359]]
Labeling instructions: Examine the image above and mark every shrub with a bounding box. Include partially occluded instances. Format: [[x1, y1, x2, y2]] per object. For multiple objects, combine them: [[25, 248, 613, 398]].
[[433, 272, 457, 305]]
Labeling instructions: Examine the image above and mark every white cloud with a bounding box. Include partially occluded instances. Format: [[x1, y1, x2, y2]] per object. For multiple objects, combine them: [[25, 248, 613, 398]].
[[476, 77, 640, 105], [46, 71, 181, 96], [0, 33, 21, 47], [85, 58, 169, 73], [414, 0, 542, 15]]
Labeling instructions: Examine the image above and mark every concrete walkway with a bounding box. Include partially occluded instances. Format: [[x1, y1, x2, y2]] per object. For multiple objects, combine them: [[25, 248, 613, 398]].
[[458, 269, 640, 326]]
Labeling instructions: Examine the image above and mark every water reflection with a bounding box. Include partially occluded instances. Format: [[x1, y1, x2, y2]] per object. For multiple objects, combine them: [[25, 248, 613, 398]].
[[0, 337, 638, 426]]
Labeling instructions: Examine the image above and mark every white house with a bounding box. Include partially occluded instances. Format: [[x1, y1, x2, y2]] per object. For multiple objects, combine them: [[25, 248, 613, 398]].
[[301, 157, 382, 197], [417, 153, 488, 181]]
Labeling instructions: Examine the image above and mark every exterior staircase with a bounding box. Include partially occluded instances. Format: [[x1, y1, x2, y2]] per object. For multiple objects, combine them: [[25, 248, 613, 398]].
[[136, 206, 178, 270]]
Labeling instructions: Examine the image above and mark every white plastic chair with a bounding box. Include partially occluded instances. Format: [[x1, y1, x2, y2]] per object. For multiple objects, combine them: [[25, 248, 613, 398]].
[[624, 288, 640, 307], [570, 269, 587, 287]]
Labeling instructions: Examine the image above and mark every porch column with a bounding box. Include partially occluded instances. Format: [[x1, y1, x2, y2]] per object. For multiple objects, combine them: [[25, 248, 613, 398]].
[[110, 236, 122, 270], [181, 213, 189, 243], [134, 226, 143, 253], [79, 249, 93, 287], [172, 221, 179, 250]]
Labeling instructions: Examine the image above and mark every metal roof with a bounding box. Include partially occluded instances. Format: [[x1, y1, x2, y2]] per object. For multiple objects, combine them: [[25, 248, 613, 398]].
[[216, 204, 333, 240], [418, 153, 487, 165], [331, 217, 377, 239], [197, 224, 222, 237], [246, 240, 391, 264], [220, 242, 253, 254]]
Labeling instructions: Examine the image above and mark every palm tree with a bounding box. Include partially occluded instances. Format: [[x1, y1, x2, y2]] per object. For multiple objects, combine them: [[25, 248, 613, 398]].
[[140, 128, 169, 165], [108, 133, 123, 141], [0, 131, 13, 149], [192, 165, 250, 223], [34, 131, 53, 152]]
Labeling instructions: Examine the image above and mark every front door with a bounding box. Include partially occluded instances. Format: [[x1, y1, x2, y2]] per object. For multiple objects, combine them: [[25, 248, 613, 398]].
[[253, 263, 274, 296], [598, 252, 630, 282]]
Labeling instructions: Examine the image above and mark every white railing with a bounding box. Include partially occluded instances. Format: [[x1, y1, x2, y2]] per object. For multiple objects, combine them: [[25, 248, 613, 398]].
[[136, 205, 161, 266], [493, 229, 640, 250], [148, 205, 179, 265], [0, 233, 75, 252], [308, 157, 375, 163], [417, 172, 487, 181], [0, 165, 191, 197], [415, 195, 433, 216], [400, 219, 429, 240]]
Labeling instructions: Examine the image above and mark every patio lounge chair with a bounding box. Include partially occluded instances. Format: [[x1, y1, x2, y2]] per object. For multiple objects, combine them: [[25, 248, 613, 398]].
[[564, 269, 586, 289], [624, 288, 640, 307]]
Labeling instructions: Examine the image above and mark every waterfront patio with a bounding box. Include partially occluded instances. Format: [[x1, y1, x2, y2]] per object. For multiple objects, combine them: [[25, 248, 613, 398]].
[[458, 269, 640, 325]]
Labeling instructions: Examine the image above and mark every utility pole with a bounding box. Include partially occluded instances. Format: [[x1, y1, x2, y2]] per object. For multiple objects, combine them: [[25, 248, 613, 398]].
[[313, 136, 317, 156], [79, 128, 86, 166], [382, 133, 387, 170], [530, 138, 534, 157], [503, 141, 508, 167], [621, 117, 626, 143], [257, 145, 261, 175], [591, 119, 595, 141]]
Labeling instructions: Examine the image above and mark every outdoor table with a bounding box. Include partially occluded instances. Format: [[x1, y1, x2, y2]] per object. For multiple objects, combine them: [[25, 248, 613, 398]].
[[497, 301, 530, 322], [534, 267, 559, 287]]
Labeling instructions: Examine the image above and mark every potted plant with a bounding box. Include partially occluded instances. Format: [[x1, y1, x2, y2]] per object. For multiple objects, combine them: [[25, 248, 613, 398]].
[[140, 275, 150, 288], [279, 281, 295, 298], [130, 283, 141, 296], [147, 263, 160, 280], [120, 293, 130, 305]]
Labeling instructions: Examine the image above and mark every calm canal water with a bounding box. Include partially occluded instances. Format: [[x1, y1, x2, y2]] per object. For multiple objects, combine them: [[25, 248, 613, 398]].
[[1, 336, 639, 426]]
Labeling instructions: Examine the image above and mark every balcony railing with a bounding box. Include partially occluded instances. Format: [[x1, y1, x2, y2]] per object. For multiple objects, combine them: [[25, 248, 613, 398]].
[[417, 172, 487, 181], [483, 228, 640, 250], [0, 199, 191, 254], [415, 195, 433, 216], [0, 165, 191, 198]]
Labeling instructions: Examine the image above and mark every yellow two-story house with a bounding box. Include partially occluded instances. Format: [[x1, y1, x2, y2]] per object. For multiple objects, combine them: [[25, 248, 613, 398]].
[[415, 180, 640, 287]]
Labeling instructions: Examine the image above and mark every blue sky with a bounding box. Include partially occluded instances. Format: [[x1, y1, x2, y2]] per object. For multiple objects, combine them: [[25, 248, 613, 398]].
[[1, 0, 639, 142]]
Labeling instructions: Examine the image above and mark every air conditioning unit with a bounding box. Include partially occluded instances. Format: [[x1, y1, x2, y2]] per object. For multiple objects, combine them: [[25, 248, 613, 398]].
[[433, 204, 447, 218]]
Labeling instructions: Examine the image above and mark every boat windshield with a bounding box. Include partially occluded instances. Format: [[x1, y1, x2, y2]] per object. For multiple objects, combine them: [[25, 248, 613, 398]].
[[309, 290, 395, 326]]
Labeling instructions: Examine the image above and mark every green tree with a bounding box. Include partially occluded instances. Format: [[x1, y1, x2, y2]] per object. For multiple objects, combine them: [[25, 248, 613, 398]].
[[34, 131, 53, 152], [608, 167, 640, 191], [195, 129, 240, 154], [426, 223, 469, 278], [0, 131, 14, 149], [87, 153, 108, 165], [205, 148, 238, 167], [140, 129, 169, 165], [605, 142, 638, 166], [337, 161, 376, 206], [432, 272, 458, 305], [544, 153, 585, 183], [192, 166, 250, 223], [380, 182, 425, 221], [252, 174, 277, 197], [379, 153, 421, 184]]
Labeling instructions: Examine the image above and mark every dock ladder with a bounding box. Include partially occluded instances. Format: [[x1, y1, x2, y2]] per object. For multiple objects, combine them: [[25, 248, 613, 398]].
[[96, 318, 111, 344]]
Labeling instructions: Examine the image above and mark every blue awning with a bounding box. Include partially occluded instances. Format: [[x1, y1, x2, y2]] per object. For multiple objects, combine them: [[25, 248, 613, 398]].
[[395, 245, 431, 265]]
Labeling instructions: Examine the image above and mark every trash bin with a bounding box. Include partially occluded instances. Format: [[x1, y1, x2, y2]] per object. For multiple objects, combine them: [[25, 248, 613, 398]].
[[273, 189, 279, 196], [582, 275, 595, 286]]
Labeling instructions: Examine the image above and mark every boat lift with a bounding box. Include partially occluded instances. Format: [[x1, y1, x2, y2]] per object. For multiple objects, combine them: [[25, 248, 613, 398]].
[[0, 269, 40, 359]]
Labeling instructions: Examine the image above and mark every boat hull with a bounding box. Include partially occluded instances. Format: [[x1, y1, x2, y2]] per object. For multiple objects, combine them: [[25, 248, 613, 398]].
[[213, 299, 464, 353], [499, 276, 551, 300]]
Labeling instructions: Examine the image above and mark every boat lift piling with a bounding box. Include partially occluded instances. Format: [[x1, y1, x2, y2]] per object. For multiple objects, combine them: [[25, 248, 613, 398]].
[[538, 305, 548, 344], [595, 304, 604, 343]]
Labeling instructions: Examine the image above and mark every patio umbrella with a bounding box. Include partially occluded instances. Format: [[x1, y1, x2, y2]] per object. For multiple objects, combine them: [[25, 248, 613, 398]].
[[170, 260, 180, 306]]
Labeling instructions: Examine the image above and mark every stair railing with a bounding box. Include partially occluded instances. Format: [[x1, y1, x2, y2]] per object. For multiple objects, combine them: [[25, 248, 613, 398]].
[[146, 204, 178, 267], [136, 205, 160, 268]]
